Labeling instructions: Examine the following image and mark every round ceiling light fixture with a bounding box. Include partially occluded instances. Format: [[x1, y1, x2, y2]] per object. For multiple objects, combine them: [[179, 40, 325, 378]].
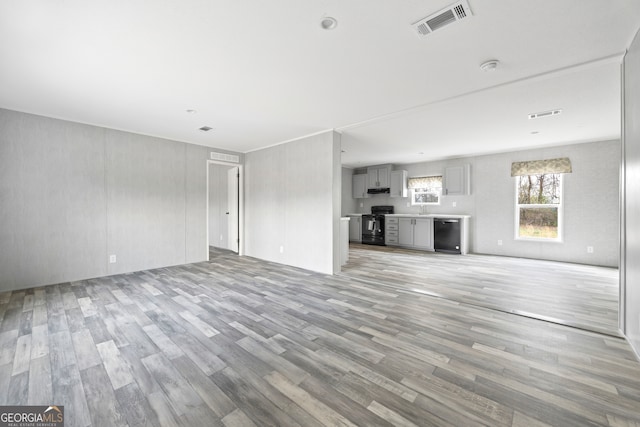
[[479, 59, 499, 72], [320, 17, 338, 30]]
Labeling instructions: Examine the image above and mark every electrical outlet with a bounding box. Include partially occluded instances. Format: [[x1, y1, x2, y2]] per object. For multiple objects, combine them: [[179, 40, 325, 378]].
[[452, 201, 457, 207], [279, 246, 284, 253], [359, 202, 364, 208], [109, 254, 117, 263], [497, 240, 503, 246], [587, 246, 594, 253]]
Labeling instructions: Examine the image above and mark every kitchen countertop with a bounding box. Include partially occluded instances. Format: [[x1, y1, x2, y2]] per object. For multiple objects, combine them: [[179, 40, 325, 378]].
[[384, 214, 471, 219]]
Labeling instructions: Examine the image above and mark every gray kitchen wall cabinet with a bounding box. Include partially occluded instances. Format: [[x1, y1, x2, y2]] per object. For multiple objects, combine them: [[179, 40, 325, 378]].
[[367, 165, 391, 189], [352, 173, 368, 199], [443, 164, 470, 195], [390, 170, 408, 198]]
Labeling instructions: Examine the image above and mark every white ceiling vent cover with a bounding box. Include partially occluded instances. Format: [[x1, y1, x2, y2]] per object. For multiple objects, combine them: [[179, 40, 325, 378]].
[[528, 109, 562, 120], [412, 0, 473, 36], [210, 152, 239, 163]]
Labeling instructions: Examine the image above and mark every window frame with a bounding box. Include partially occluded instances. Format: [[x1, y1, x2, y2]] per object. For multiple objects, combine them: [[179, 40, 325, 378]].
[[514, 173, 563, 242], [410, 175, 442, 206]]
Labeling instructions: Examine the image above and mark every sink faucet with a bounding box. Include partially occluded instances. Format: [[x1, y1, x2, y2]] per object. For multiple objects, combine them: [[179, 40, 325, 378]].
[[420, 205, 427, 215]]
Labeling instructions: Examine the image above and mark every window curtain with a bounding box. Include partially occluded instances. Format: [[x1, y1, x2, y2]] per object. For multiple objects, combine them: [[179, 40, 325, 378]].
[[407, 176, 441, 189], [510, 157, 572, 177]]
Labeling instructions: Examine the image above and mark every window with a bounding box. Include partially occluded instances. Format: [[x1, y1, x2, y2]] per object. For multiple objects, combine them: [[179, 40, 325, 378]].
[[516, 173, 562, 240], [408, 175, 442, 205]]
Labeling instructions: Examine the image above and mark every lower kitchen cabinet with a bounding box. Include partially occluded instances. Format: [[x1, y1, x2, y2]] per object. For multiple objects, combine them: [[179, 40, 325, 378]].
[[398, 217, 433, 250], [386, 217, 399, 245], [348, 215, 362, 242]]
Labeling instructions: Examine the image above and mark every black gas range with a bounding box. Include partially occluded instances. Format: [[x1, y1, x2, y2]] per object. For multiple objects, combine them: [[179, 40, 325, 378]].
[[361, 205, 394, 246]]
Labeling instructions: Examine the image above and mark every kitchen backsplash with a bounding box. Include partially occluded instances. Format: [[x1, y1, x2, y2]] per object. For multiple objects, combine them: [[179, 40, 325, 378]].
[[354, 193, 473, 215]]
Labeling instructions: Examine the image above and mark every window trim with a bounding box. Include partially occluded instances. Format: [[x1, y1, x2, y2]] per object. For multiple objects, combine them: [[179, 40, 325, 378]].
[[514, 174, 564, 242]]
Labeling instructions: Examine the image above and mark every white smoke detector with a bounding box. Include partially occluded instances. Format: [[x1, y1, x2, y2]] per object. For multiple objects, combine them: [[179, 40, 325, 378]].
[[480, 60, 499, 72]]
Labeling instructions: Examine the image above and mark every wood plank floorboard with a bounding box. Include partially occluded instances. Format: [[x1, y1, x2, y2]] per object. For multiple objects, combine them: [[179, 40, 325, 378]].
[[0, 247, 637, 426], [342, 243, 619, 335]]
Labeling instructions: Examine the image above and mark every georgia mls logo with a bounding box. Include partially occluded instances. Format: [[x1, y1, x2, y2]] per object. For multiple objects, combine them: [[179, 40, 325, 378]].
[[0, 405, 64, 427]]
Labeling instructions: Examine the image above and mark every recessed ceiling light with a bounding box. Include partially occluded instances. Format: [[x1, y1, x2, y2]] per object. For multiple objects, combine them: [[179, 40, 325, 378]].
[[199, 126, 213, 132], [185, 109, 197, 114], [418, 151, 425, 155], [321, 17, 338, 30], [530, 131, 540, 135], [479, 59, 499, 72]]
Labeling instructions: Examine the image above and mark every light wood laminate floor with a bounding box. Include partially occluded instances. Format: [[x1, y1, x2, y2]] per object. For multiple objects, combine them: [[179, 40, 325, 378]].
[[0, 248, 638, 426], [342, 244, 620, 335]]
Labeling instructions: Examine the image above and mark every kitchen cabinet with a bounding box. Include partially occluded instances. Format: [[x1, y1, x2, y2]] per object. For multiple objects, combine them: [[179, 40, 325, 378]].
[[348, 215, 362, 242], [367, 165, 391, 189], [386, 217, 399, 245], [398, 217, 433, 250], [443, 164, 470, 196], [390, 170, 408, 198], [352, 174, 368, 199]]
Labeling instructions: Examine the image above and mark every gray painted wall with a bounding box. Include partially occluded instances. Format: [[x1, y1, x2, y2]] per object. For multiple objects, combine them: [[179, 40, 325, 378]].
[[0, 110, 108, 288], [245, 131, 341, 275], [354, 139, 620, 267], [0, 108, 239, 291], [623, 28, 640, 356]]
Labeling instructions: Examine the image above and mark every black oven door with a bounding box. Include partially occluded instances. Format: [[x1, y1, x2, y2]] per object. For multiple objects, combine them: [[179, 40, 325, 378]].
[[361, 215, 385, 245]]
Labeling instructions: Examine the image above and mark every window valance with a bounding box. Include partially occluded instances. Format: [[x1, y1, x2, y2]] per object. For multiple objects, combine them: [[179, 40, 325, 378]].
[[510, 157, 572, 177], [407, 176, 441, 189]]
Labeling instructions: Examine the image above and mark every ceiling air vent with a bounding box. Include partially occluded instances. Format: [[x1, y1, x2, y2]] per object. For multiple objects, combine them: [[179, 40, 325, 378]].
[[210, 152, 239, 163], [412, 0, 473, 36], [528, 109, 562, 120]]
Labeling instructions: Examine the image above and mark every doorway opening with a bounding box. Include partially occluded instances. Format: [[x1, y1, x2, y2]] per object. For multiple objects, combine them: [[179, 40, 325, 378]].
[[206, 161, 243, 259]]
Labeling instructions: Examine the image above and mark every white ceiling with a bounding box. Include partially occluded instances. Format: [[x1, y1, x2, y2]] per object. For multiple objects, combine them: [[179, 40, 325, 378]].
[[1, 1, 639, 168]]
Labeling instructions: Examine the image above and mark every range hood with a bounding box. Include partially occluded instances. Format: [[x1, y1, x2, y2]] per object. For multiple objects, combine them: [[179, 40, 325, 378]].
[[367, 188, 390, 195]]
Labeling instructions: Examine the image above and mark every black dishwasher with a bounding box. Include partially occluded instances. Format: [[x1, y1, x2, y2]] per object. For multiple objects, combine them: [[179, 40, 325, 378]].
[[434, 218, 461, 253]]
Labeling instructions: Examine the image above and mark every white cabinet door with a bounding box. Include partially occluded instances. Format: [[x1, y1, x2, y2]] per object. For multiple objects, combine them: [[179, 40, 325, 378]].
[[443, 164, 470, 195], [390, 170, 407, 198], [367, 165, 391, 189], [413, 218, 433, 250], [368, 168, 379, 188], [378, 167, 390, 188], [398, 218, 414, 246], [352, 174, 367, 199], [348, 217, 361, 242], [385, 217, 399, 245]]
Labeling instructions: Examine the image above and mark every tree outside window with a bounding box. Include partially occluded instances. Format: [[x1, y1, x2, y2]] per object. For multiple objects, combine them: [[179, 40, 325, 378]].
[[410, 176, 442, 205], [516, 173, 562, 240]]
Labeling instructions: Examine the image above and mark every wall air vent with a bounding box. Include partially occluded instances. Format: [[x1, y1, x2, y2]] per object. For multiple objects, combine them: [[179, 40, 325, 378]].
[[210, 152, 239, 163], [412, 0, 473, 36], [528, 109, 562, 120]]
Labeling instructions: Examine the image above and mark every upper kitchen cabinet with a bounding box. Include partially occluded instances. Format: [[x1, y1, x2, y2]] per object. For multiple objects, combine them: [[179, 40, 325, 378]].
[[390, 170, 408, 198], [367, 165, 391, 190], [443, 164, 471, 196], [352, 173, 368, 199]]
